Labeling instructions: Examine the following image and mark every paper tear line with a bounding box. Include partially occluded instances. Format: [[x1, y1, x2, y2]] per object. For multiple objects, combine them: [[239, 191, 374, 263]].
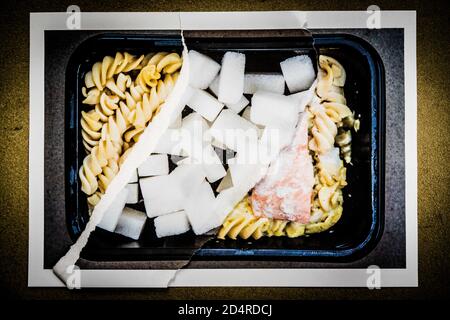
[[53, 30, 190, 288]]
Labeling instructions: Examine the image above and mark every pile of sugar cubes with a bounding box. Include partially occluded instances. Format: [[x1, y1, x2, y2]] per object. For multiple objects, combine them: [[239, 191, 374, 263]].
[[97, 49, 316, 240]]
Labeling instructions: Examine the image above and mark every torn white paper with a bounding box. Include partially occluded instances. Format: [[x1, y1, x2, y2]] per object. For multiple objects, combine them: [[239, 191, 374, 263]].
[[53, 33, 190, 287]]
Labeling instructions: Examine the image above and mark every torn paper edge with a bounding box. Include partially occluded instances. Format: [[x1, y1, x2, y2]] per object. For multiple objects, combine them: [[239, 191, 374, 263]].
[[54, 27, 317, 288], [53, 32, 190, 287]]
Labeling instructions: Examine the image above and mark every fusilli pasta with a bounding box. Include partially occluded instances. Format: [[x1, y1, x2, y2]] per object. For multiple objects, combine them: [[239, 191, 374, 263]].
[[218, 197, 308, 240], [219, 54, 358, 240], [79, 51, 182, 207]]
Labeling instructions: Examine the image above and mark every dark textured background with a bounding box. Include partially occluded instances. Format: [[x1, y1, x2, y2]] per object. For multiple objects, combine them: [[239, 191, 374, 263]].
[[0, 0, 449, 300]]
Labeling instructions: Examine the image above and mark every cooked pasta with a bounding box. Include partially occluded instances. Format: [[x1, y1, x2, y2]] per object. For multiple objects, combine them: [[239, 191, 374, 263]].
[[308, 101, 338, 154], [335, 129, 352, 164], [79, 51, 182, 207], [80, 110, 102, 153], [218, 197, 307, 240], [219, 54, 358, 240]]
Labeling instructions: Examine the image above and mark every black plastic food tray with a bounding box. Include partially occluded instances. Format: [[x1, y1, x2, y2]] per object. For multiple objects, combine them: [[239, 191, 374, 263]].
[[65, 31, 385, 262]]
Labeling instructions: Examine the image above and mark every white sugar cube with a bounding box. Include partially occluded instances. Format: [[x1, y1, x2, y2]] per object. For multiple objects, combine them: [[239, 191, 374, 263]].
[[287, 79, 317, 112], [209, 109, 258, 152], [140, 164, 206, 218], [170, 163, 207, 198], [186, 87, 224, 121], [97, 187, 129, 232], [177, 148, 226, 184], [250, 91, 298, 127], [183, 180, 216, 235], [153, 129, 186, 156], [244, 73, 285, 94], [125, 183, 139, 204], [280, 55, 315, 93], [140, 174, 179, 218], [128, 169, 138, 183], [226, 95, 249, 113], [201, 144, 226, 183], [114, 207, 147, 240], [154, 210, 191, 238], [179, 112, 211, 158], [138, 154, 169, 177], [188, 50, 221, 89], [218, 52, 246, 104], [200, 187, 242, 233], [228, 157, 263, 188], [208, 75, 220, 97]]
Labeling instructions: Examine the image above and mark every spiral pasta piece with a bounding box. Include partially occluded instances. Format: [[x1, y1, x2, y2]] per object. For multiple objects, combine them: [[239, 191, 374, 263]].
[[79, 51, 182, 207], [218, 197, 308, 240], [86, 52, 145, 91], [80, 110, 103, 152], [156, 52, 183, 74]]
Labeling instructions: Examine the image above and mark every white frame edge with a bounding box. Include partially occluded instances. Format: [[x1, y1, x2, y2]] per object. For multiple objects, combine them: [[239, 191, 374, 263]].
[[28, 10, 417, 288]]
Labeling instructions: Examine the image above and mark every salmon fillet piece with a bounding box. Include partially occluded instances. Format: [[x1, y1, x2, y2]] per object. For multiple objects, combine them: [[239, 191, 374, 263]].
[[251, 113, 314, 223]]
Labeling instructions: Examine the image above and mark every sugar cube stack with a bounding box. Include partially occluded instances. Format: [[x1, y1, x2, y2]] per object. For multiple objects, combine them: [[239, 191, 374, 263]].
[[186, 87, 224, 121], [114, 207, 147, 240], [97, 187, 129, 232], [140, 164, 206, 217], [138, 154, 169, 177], [209, 109, 258, 152], [280, 55, 316, 93], [244, 73, 285, 94], [183, 180, 217, 235], [188, 50, 221, 89], [250, 91, 298, 128], [125, 183, 139, 204], [218, 52, 246, 104], [176, 148, 226, 184], [154, 210, 191, 238]]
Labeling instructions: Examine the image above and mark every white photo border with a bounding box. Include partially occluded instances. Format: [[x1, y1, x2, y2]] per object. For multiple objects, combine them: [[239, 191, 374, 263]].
[[29, 11, 417, 287]]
